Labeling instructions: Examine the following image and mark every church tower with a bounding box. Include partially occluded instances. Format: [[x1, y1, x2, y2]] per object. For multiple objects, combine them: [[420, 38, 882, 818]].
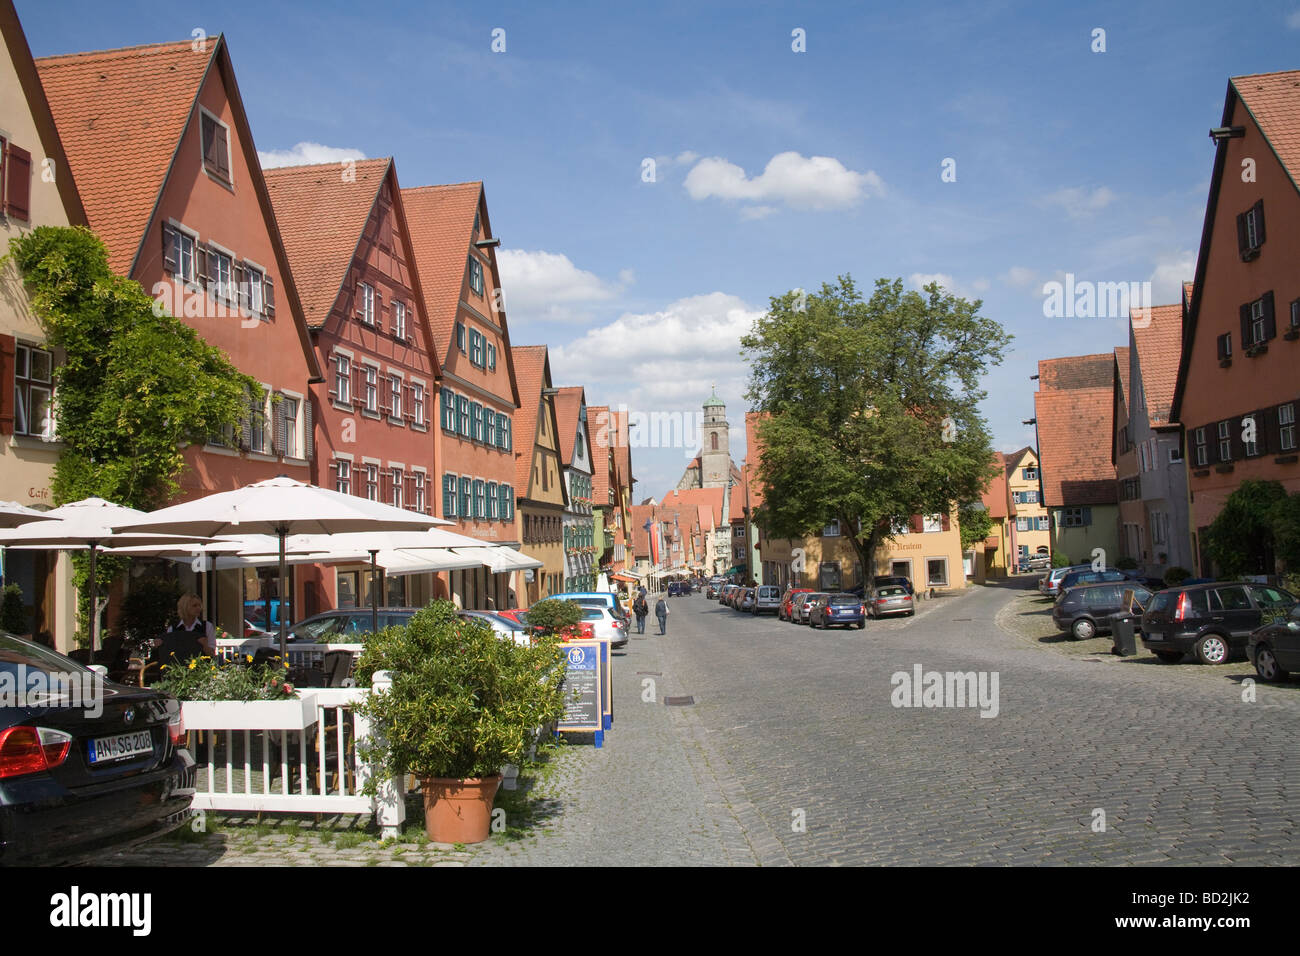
[[700, 388, 730, 489]]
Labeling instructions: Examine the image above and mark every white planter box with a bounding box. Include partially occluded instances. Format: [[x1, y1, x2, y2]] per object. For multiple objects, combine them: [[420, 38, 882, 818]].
[[182, 696, 317, 731]]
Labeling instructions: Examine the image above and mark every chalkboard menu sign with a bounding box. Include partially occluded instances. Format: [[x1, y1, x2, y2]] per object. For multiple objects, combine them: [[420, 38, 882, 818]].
[[558, 641, 603, 734]]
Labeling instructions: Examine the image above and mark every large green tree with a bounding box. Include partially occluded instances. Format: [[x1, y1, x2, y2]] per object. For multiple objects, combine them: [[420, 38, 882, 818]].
[[7, 226, 256, 509], [7, 226, 257, 640], [1203, 479, 1289, 577], [742, 276, 1012, 580]]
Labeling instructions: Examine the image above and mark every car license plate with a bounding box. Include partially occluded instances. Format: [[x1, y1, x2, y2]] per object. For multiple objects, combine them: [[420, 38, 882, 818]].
[[88, 730, 154, 765]]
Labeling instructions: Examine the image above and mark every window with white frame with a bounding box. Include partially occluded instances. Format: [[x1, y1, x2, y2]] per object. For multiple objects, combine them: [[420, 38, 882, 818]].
[[1281, 404, 1297, 452], [1243, 414, 1259, 457], [244, 264, 264, 316], [468, 257, 484, 295], [413, 472, 426, 513], [1151, 511, 1167, 546], [334, 458, 351, 495], [411, 383, 425, 426], [171, 228, 197, 283], [392, 300, 407, 339], [926, 558, 948, 587], [389, 375, 402, 420], [359, 283, 375, 325], [1218, 420, 1232, 461], [364, 463, 378, 501], [363, 365, 378, 413], [1250, 298, 1266, 346], [1016, 517, 1030, 532], [1193, 427, 1208, 466], [334, 354, 351, 404], [390, 468, 403, 509], [279, 395, 300, 458], [210, 249, 233, 302], [13, 344, 54, 439], [922, 514, 943, 533]]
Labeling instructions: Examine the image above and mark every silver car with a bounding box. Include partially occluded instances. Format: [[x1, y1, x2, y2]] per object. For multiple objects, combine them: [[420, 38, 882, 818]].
[[796, 592, 830, 624], [752, 585, 782, 615], [1038, 565, 1092, 599]]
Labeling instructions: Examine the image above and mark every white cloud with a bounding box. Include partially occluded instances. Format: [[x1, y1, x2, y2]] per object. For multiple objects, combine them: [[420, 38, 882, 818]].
[[909, 272, 955, 292], [496, 249, 627, 323], [1148, 250, 1196, 304], [1002, 266, 1037, 287], [258, 142, 367, 169], [674, 150, 699, 165], [683, 151, 883, 211], [1039, 185, 1116, 219]]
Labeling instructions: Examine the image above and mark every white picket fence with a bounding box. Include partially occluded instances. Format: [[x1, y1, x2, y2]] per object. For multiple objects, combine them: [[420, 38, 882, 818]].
[[214, 637, 363, 670], [181, 672, 406, 837]]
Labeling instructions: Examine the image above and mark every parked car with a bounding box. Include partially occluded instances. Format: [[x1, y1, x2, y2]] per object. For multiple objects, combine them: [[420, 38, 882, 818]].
[[1017, 553, 1052, 573], [752, 585, 782, 615], [1038, 564, 1094, 599], [288, 607, 417, 643], [667, 582, 686, 597], [1052, 581, 1153, 641], [795, 592, 830, 625], [1249, 603, 1300, 681], [494, 609, 595, 642], [867, 585, 914, 618], [574, 607, 628, 648], [549, 592, 630, 624], [705, 585, 718, 600], [809, 593, 866, 629], [1141, 582, 1297, 664], [779, 588, 814, 622], [0, 631, 195, 866], [721, 585, 740, 608], [737, 588, 756, 612], [457, 610, 531, 647], [1056, 567, 1134, 595], [873, 575, 914, 596]]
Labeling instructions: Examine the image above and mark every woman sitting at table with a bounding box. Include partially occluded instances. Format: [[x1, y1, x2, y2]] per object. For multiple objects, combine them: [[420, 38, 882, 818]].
[[157, 593, 216, 665]]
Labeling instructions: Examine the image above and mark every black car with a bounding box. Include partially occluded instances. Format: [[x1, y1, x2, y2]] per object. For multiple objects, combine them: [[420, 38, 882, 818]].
[[1249, 603, 1300, 681], [1141, 582, 1296, 664], [1053, 581, 1152, 641], [0, 632, 195, 865]]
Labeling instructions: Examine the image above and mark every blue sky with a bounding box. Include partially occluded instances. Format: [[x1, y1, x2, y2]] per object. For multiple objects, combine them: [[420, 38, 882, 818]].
[[18, 0, 1300, 499]]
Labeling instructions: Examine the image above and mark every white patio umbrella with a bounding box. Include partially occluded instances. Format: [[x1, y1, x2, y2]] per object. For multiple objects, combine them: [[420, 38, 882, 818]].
[[0, 501, 60, 529], [110, 477, 449, 655], [450, 546, 544, 573], [0, 499, 214, 651], [278, 530, 498, 632]]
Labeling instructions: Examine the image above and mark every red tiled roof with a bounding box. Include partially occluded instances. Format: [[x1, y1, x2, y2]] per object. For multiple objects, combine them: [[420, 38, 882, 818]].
[[1182, 282, 1195, 308], [36, 39, 212, 276], [660, 487, 724, 527], [982, 453, 1009, 519], [588, 404, 612, 504], [1114, 346, 1131, 413], [553, 386, 584, 467], [1034, 386, 1118, 507], [729, 468, 749, 522], [400, 182, 481, 356], [1130, 304, 1184, 428], [1232, 70, 1300, 191], [745, 411, 766, 509], [1037, 353, 1114, 391], [263, 159, 390, 328], [511, 345, 548, 493], [630, 504, 657, 557]]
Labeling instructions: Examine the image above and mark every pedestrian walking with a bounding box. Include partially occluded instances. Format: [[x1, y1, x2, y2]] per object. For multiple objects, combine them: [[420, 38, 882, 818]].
[[655, 596, 669, 635], [634, 594, 649, 634]]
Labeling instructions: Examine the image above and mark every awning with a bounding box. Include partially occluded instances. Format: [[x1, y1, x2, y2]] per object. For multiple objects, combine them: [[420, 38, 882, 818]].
[[609, 571, 639, 584], [450, 546, 544, 573]]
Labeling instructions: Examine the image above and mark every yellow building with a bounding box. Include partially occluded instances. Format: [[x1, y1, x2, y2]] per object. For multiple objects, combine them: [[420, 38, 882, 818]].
[[511, 345, 567, 605], [1004, 446, 1051, 569], [1, 7, 84, 647], [758, 510, 968, 592]]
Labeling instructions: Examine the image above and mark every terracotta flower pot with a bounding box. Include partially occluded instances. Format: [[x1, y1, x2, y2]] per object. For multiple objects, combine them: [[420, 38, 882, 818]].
[[421, 775, 502, 844]]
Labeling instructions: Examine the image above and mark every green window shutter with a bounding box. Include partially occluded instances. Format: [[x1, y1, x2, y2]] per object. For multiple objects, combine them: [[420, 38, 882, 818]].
[[443, 474, 457, 517]]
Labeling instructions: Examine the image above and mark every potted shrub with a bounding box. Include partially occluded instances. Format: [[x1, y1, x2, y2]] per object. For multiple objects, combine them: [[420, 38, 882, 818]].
[[1, 584, 29, 637], [354, 601, 566, 844], [154, 656, 307, 729]]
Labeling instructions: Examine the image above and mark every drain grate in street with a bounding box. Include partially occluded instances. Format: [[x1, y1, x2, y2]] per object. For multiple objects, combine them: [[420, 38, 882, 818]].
[[663, 696, 695, 706], [636, 671, 662, 676], [952, 618, 972, 622]]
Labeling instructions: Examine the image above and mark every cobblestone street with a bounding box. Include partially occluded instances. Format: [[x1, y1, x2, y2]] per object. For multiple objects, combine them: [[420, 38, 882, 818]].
[[90, 581, 1300, 866]]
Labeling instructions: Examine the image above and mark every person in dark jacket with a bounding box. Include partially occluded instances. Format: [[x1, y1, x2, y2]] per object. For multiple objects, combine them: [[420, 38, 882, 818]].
[[633, 594, 649, 633], [655, 597, 669, 635]]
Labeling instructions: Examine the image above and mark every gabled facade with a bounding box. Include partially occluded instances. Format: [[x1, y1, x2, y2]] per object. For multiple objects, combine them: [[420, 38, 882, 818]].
[[1123, 302, 1192, 576], [37, 34, 324, 634], [264, 157, 442, 613], [1004, 445, 1050, 568], [404, 181, 520, 608], [512, 345, 567, 603], [1034, 354, 1121, 566], [0, 0, 86, 647], [660, 487, 726, 575], [1171, 70, 1300, 575], [555, 385, 596, 592], [973, 452, 1011, 579]]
